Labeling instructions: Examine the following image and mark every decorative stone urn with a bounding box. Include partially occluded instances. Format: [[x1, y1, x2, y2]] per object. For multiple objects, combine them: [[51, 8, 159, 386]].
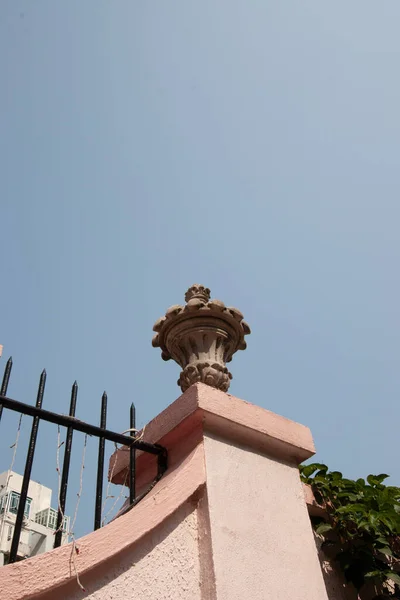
[[152, 284, 250, 392]]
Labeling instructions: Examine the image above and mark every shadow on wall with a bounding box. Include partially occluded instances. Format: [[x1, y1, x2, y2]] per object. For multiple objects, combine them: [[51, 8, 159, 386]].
[[314, 532, 358, 600]]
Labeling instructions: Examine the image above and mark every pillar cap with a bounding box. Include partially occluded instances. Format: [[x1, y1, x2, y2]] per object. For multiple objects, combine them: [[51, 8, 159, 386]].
[[109, 383, 316, 486]]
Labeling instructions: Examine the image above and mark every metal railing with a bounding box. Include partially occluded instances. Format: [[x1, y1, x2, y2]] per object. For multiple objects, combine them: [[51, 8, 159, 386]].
[[0, 357, 168, 563]]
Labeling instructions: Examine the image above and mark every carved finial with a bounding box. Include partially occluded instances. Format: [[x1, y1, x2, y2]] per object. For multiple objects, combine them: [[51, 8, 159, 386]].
[[152, 285, 250, 393], [184, 284, 211, 304]]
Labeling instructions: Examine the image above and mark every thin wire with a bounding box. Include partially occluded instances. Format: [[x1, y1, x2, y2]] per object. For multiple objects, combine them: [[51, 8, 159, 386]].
[[101, 467, 129, 527], [55, 428, 87, 593], [120, 427, 145, 438], [0, 415, 23, 543], [6, 414, 23, 485], [69, 539, 86, 592], [101, 426, 145, 527], [55, 426, 66, 535], [71, 434, 87, 535], [101, 442, 118, 521]]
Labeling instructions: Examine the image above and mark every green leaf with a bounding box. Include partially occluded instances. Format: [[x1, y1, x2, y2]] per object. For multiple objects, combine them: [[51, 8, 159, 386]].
[[365, 570, 384, 580], [369, 511, 379, 527], [385, 486, 400, 498], [358, 519, 371, 531], [301, 464, 326, 478], [336, 503, 367, 514], [367, 474, 389, 487], [306, 463, 400, 589], [375, 536, 388, 546], [338, 479, 358, 488], [312, 476, 328, 485], [315, 523, 333, 535], [337, 492, 360, 502], [379, 515, 396, 533], [329, 471, 343, 481], [378, 546, 393, 557], [387, 572, 400, 585]]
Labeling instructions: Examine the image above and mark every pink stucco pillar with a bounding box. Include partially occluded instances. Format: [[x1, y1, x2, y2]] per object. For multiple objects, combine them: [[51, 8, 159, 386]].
[[0, 383, 329, 600], [111, 383, 329, 600]]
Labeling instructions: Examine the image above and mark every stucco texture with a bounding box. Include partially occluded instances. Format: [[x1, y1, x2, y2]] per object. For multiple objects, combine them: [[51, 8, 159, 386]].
[[204, 433, 329, 600], [0, 384, 335, 600], [40, 501, 201, 600]]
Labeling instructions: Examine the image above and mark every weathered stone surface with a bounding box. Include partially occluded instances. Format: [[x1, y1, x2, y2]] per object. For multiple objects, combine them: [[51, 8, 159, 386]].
[[152, 284, 250, 392]]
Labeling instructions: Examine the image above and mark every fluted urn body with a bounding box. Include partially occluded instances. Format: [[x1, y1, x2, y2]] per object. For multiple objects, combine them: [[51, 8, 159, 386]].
[[152, 285, 250, 392]]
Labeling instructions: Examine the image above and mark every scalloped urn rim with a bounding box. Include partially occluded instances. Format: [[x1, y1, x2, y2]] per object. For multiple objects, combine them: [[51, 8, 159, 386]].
[[152, 285, 250, 392]]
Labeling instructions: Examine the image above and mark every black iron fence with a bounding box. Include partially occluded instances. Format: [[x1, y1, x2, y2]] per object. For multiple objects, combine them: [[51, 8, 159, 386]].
[[0, 357, 168, 564]]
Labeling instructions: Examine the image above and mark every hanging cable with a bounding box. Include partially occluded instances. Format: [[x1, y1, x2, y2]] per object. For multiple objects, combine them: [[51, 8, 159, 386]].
[[55, 429, 87, 592]]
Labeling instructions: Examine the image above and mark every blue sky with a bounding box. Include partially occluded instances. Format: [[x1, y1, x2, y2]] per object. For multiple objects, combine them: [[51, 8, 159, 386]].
[[0, 1, 399, 538]]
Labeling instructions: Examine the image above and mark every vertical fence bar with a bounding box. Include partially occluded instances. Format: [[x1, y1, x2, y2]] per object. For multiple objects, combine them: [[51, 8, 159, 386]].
[[0, 356, 13, 423], [129, 403, 136, 504], [54, 381, 78, 548], [94, 392, 107, 530], [157, 448, 168, 479], [9, 369, 46, 564]]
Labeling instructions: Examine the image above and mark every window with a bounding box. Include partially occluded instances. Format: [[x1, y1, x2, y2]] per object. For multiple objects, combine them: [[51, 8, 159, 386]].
[[24, 497, 31, 518], [9, 492, 18, 514], [35, 508, 69, 532], [7, 526, 13, 541], [48, 508, 57, 530], [8, 492, 32, 518], [0, 493, 8, 514], [35, 509, 47, 526]]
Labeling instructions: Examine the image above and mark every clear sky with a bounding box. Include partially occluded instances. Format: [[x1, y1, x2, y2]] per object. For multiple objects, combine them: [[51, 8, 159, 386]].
[[1, 1, 399, 538]]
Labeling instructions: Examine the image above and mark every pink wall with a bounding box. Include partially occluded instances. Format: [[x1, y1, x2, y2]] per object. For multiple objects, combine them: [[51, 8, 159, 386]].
[[39, 501, 202, 600], [0, 443, 206, 600], [204, 432, 329, 600], [0, 383, 353, 600]]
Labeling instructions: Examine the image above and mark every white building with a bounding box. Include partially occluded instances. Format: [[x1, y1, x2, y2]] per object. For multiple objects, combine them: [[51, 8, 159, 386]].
[[0, 471, 70, 565]]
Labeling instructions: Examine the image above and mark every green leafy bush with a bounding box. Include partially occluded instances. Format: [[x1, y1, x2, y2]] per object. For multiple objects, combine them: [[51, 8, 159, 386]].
[[300, 463, 400, 599]]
